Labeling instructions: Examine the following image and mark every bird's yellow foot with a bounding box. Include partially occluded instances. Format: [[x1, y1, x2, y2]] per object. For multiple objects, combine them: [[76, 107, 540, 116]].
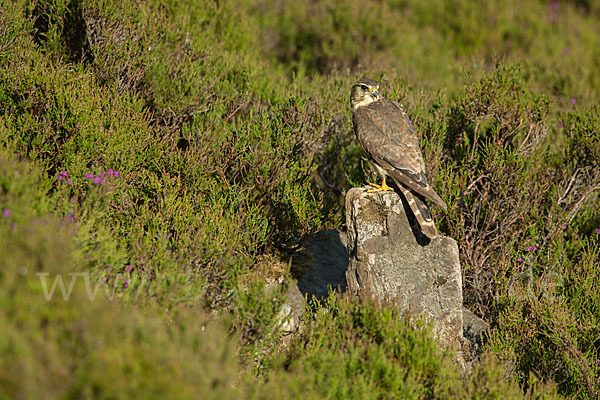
[[367, 180, 394, 193]]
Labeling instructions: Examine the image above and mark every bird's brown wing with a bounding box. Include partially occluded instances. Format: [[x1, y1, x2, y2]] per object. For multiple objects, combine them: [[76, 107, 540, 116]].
[[355, 98, 447, 210]]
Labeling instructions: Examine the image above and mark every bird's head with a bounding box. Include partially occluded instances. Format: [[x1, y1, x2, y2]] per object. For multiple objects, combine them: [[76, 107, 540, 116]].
[[350, 79, 381, 111]]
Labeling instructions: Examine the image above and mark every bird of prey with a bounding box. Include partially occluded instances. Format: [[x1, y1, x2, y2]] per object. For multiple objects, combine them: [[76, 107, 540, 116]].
[[350, 78, 447, 238]]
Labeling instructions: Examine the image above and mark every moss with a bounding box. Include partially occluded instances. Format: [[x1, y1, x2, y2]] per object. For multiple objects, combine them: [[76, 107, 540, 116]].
[[357, 196, 390, 227]]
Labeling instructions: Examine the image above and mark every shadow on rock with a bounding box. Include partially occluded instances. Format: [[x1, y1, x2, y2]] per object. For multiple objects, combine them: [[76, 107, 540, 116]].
[[291, 229, 348, 302]]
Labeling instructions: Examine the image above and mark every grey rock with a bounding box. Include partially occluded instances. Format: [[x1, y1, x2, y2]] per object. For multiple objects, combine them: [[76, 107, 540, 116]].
[[266, 281, 306, 335], [293, 229, 348, 301], [345, 187, 464, 351], [277, 303, 295, 333], [282, 284, 306, 334], [271, 229, 348, 337], [462, 307, 489, 357]]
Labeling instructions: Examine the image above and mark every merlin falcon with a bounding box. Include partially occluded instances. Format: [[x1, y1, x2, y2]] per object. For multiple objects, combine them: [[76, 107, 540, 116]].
[[350, 78, 447, 238]]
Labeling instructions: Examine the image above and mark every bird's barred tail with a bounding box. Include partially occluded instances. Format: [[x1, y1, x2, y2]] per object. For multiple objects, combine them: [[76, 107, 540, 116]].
[[398, 185, 438, 239]]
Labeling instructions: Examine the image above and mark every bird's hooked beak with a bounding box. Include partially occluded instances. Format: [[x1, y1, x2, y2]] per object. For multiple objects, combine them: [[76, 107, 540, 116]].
[[369, 87, 379, 98]]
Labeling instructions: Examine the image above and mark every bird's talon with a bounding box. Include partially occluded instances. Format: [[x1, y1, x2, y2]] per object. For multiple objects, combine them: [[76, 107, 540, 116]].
[[367, 181, 394, 193]]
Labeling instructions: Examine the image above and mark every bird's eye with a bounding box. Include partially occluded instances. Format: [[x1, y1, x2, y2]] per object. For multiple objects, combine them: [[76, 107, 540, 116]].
[[360, 85, 368, 90]]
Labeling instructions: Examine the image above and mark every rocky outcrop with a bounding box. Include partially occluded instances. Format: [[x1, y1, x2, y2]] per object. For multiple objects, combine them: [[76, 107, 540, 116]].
[[293, 229, 348, 301], [345, 187, 464, 351], [462, 307, 489, 361]]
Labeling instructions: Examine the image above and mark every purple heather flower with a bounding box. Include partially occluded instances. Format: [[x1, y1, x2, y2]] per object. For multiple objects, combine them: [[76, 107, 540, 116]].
[[108, 169, 114, 175], [85, 173, 94, 179], [57, 175, 64, 181], [123, 278, 130, 289], [100, 178, 105, 185], [549, 0, 560, 21], [45, 103, 49, 109], [557, 123, 563, 130], [114, 171, 119, 178], [595, 228, 600, 234], [107, 266, 111, 271], [126, 265, 134, 272], [67, 178, 72, 185], [94, 177, 100, 185], [3, 209, 9, 217], [517, 257, 523, 263], [116, 274, 121, 279], [570, 97, 576, 105]]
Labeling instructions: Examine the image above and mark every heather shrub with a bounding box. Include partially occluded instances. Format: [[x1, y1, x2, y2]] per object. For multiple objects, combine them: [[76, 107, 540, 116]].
[[0, 149, 244, 399], [1, 0, 600, 398], [251, 0, 600, 105], [396, 65, 600, 397], [257, 294, 559, 399]]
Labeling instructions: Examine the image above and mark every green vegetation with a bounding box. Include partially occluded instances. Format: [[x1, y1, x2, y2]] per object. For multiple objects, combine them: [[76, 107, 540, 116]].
[[1, 0, 599, 398]]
